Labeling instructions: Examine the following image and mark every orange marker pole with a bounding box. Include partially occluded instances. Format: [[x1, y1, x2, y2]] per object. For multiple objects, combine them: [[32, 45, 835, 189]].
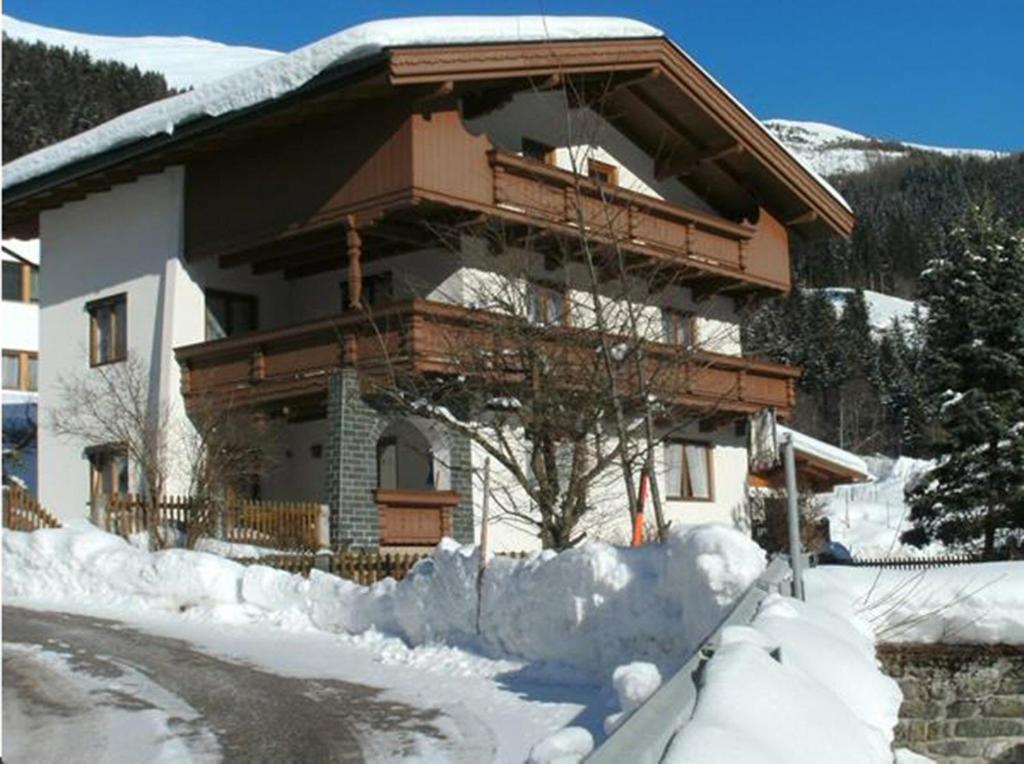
[[632, 469, 649, 546]]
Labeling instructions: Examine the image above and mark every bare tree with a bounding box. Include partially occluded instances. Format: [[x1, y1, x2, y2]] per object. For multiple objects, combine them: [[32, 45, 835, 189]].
[[176, 395, 285, 547], [51, 354, 172, 547]]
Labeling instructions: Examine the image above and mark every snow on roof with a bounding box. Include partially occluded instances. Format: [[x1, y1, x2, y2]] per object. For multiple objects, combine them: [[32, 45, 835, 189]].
[[2, 16, 659, 189], [778, 425, 869, 478], [2, 15, 853, 220]]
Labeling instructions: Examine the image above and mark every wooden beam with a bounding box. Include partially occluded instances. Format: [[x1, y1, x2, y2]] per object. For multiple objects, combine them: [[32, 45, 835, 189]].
[[655, 141, 744, 179], [785, 210, 818, 226], [347, 215, 363, 308]]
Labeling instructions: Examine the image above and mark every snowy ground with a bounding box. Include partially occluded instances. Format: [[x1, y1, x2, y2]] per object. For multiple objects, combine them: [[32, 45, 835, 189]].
[[3, 522, 911, 762], [820, 455, 941, 558]]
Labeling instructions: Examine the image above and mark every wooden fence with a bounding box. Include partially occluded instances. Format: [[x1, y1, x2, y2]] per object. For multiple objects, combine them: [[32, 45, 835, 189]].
[[103, 494, 322, 551], [234, 548, 533, 585], [843, 554, 987, 570], [2, 485, 61, 532]]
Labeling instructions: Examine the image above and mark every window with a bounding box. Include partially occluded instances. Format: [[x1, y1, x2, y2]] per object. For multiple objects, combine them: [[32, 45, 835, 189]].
[[205, 289, 258, 340], [2, 351, 38, 391], [340, 272, 393, 309], [87, 294, 127, 366], [527, 282, 568, 327], [587, 159, 618, 186], [88, 445, 129, 499], [661, 308, 696, 348], [664, 441, 713, 500], [522, 138, 556, 164], [2, 260, 37, 303]]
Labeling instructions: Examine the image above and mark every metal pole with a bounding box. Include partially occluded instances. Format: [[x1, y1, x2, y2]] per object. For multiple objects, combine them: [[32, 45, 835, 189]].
[[782, 435, 804, 601], [476, 458, 491, 634]]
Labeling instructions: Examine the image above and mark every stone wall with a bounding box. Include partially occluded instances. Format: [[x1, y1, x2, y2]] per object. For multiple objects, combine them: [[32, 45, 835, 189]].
[[878, 643, 1024, 763], [324, 369, 474, 549]]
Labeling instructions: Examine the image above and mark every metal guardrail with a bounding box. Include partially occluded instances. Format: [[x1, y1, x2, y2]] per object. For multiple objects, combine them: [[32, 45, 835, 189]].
[[585, 555, 796, 764]]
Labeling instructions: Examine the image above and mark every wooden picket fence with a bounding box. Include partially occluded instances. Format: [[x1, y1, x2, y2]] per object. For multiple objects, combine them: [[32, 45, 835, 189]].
[[844, 553, 987, 570], [103, 494, 321, 551], [234, 548, 533, 584], [2, 485, 61, 532]]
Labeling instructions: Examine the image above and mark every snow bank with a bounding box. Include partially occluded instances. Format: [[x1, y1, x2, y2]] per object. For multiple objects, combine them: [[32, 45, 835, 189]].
[[821, 455, 940, 558], [3, 522, 765, 678], [821, 288, 923, 333], [663, 591, 901, 764], [806, 562, 1024, 644], [3, 16, 660, 188]]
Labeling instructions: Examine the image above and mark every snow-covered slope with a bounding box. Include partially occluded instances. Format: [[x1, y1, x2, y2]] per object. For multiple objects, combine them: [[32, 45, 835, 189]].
[[764, 119, 1004, 177], [2, 15, 281, 89], [820, 287, 922, 333]]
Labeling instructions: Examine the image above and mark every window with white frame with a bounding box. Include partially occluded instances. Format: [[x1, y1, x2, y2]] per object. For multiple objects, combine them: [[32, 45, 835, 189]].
[[664, 440, 713, 500]]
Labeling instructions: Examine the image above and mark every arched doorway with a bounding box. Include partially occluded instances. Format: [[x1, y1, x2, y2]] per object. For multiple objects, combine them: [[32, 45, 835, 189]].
[[374, 417, 459, 546]]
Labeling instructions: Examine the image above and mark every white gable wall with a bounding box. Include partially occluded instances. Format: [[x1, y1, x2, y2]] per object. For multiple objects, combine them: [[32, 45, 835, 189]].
[[38, 169, 194, 520]]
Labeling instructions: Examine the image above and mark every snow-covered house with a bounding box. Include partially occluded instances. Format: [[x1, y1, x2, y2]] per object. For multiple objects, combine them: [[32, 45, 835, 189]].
[[1, 17, 853, 550], [2, 238, 40, 493]]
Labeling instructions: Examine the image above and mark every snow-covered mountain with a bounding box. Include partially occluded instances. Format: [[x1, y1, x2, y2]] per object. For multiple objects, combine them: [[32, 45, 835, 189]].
[[2, 15, 281, 89], [764, 119, 1004, 177]]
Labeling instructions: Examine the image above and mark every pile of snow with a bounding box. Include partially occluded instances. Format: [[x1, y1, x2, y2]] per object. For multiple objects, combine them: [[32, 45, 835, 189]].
[[664, 592, 902, 763], [819, 287, 922, 334], [764, 118, 1004, 177], [807, 562, 1024, 645], [3, 14, 281, 89], [2, 16, 661, 188], [603, 661, 662, 735], [821, 455, 939, 558], [3, 521, 764, 678]]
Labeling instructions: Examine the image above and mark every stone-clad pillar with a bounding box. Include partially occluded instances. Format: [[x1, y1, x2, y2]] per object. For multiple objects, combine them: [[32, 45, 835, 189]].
[[324, 369, 382, 549]]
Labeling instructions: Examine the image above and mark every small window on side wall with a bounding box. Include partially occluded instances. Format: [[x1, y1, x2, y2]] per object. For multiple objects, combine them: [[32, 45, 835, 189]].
[[587, 159, 618, 186], [87, 294, 127, 366], [664, 441, 713, 501], [87, 444, 129, 500]]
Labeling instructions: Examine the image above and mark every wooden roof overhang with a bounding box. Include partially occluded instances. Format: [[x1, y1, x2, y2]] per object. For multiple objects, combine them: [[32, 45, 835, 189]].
[[3, 36, 852, 246]]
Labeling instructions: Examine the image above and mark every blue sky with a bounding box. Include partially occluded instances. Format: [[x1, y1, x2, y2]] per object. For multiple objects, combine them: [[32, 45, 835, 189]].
[[6, 0, 1022, 151]]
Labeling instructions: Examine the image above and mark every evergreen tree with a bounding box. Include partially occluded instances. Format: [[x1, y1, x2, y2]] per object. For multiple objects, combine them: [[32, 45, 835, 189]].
[[2, 35, 178, 161], [903, 205, 1024, 555]]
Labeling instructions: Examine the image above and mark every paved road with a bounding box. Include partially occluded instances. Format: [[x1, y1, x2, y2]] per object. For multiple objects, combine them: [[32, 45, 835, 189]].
[[3, 607, 456, 763]]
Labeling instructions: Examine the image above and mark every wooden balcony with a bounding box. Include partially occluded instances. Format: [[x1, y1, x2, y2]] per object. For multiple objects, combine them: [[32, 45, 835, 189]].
[[488, 150, 778, 289], [174, 299, 799, 417], [375, 489, 458, 546]]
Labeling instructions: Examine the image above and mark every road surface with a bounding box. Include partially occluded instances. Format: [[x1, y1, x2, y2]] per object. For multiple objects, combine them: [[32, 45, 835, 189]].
[[3, 606, 459, 763]]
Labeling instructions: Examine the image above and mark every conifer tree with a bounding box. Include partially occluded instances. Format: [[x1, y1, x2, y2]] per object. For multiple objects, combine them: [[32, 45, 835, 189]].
[[903, 205, 1024, 555]]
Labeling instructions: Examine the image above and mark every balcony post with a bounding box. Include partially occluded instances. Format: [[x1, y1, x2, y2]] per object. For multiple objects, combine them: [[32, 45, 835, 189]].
[[347, 215, 363, 309]]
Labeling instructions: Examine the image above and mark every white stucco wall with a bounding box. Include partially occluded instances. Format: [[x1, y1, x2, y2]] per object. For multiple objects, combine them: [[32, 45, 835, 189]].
[[259, 418, 328, 503], [38, 169, 191, 520], [470, 422, 750, 553]]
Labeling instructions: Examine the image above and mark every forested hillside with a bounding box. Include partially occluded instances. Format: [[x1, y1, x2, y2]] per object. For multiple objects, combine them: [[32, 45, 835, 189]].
[[745, 151, 1024, 460], [2, 35, 178, 161], [792, 151, 1024, 296]]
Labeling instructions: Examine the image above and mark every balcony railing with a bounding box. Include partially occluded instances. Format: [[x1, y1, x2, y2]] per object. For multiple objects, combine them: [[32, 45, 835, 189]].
[[487, 150, 780, 287], [174, 299, 799, 416]]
